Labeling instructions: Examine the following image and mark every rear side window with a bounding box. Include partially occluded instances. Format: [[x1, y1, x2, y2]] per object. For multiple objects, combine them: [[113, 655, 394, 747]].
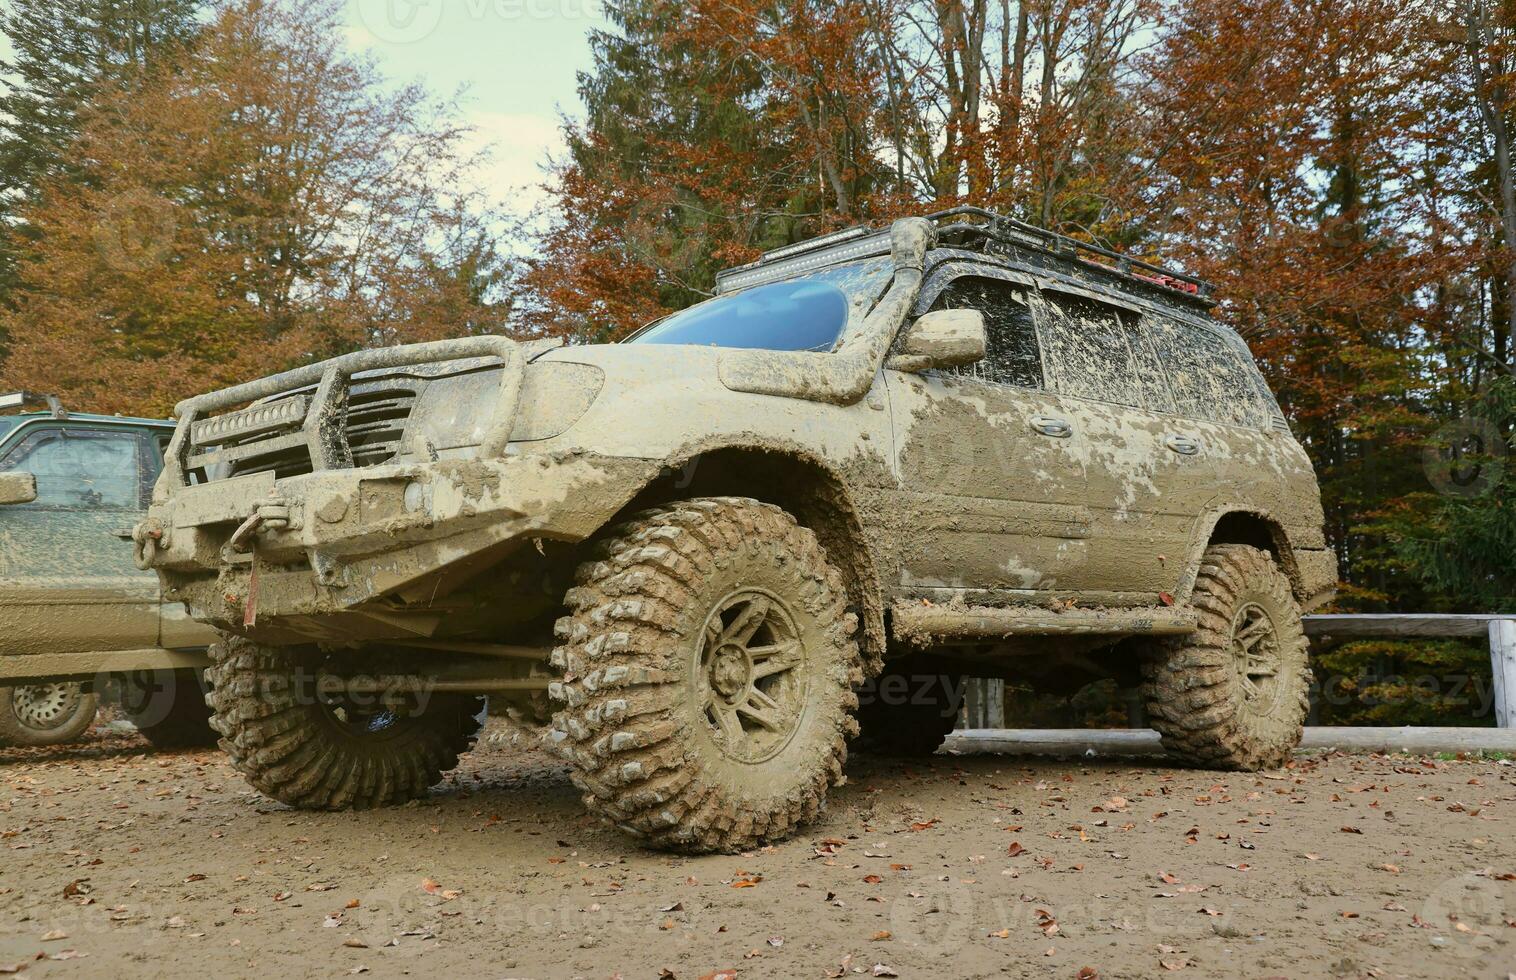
[[1145, 317, 1266, 427], [1039, 291, 1142, 407], [927, 276, 1043, 388]]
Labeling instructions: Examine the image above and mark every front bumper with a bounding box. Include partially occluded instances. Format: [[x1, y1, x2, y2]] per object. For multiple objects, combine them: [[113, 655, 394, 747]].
[[137, 335, 658, 631], [140, 452, 660, 630]]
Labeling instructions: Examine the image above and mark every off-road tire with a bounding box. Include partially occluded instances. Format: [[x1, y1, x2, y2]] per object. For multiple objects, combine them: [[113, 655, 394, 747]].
[[0, 683, 98, 747], [548, 497, 861, 853], [121, 669, 218, 749], [853, 672, 961, 756], [1142, 544, 1310, 770], [205, 635, 484, 809]]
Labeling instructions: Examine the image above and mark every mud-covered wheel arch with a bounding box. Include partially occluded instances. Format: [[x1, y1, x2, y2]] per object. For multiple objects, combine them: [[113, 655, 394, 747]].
[[606, 444, 888, 680], [204, 636, 484, 810], [1141, 544, 1310, 771], [547, 496, 862, 853]]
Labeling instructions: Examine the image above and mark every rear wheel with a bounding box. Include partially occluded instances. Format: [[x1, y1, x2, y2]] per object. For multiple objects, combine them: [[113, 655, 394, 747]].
[[0, 683, 98, 747], [205, 636, 484, 809], [1142, 544, 1310, 770], [549, 497, 861, 853], [120, 669, 218, 749]]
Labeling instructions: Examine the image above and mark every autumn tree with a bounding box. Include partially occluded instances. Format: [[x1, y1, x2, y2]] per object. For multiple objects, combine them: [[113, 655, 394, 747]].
[[0, 0, 200, 317], [0, 0, 508, 417]]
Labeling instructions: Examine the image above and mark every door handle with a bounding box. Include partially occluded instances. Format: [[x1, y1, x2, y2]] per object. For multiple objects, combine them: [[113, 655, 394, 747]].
[[1165, 434, 1201, 456], [1029, 415, 1073, 439]]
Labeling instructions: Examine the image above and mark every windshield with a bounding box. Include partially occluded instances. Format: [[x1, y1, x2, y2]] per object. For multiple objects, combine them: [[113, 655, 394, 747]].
[[628, 257, 893, 352]]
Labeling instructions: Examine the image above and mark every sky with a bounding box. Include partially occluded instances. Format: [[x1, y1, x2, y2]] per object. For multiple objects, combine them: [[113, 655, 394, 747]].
[[342, 0, 609, 216]]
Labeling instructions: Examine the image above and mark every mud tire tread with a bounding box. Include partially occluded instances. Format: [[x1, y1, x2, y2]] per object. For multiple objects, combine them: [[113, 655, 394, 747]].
[[1141, 544, 1311, 771], [549, 496, 860, 854], [204, 636, 482, 810]]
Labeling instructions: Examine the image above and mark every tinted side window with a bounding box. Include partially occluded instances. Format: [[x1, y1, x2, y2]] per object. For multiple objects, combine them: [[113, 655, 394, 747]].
[[0, 428, 142, 509], [1039, 291, 1142, 407], [928, 276, 1043, 388], [1145, 317, 1266, 427]]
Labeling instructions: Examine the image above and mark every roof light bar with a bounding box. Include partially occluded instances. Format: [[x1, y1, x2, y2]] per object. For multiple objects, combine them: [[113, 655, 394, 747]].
[[759, 226, 869, 263]]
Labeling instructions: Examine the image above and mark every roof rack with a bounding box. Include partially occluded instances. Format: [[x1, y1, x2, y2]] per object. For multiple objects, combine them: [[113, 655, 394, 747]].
[[924, 205, 1214, 300], [0, 391, 68, 418], [721, 206, 1214, 304]]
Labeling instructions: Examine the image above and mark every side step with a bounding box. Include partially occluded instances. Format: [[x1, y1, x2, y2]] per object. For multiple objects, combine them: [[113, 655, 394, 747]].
[[891, 603, 1196, 643]]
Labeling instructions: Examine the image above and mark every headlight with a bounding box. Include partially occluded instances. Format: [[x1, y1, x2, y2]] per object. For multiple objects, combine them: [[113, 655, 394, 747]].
[[407, 362, 605, 451]]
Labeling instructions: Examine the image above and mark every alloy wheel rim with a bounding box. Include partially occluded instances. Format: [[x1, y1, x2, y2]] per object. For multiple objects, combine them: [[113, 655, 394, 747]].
[[694, 588, 809, 764], [12, 683, 83, 731], [1231, 602, 1283, 717]]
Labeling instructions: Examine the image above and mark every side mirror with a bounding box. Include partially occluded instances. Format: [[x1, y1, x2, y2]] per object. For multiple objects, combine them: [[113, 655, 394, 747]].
[[0, 472, 37, 506], [886, 309, 987, 373]]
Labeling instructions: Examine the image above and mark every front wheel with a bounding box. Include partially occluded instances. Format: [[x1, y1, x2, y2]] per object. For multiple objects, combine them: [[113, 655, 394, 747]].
[[1142, 544, 1310, 770], [204, 636, 484, 809], [0, 683, 98, 747], [549, 497, 862, 853]]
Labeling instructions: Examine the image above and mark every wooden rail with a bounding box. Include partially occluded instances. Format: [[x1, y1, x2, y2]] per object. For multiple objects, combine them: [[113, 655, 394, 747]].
[[1302, 614, 1516, 728]]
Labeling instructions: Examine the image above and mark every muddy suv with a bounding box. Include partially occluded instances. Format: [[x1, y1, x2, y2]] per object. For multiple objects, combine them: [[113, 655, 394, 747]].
[[137, 207, 1335, 852], [0, 393, 218, 748]]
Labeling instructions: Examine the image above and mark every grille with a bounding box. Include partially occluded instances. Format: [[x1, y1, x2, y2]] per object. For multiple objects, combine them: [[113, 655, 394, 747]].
[[187, 383, 418, 482]]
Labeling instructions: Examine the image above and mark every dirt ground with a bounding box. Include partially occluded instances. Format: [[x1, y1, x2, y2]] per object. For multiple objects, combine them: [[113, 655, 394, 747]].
[[1, 721, 1512, 980]]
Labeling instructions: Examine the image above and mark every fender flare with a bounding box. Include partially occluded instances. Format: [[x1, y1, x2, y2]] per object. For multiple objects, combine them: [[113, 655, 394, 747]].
[[1177, 502, 1301, 602], [627, 436, 890, 674]]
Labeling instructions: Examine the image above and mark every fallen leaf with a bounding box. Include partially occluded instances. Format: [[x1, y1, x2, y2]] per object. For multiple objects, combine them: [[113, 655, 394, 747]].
[[872, 931, 891, 941], [988, 928, 1010, 939], [41, 930, 68, 942], [871, 966, 898, 978], [1007, 841, 1026, 857], [1160, 958, 1189, 971], [910, 819, 939, 832]]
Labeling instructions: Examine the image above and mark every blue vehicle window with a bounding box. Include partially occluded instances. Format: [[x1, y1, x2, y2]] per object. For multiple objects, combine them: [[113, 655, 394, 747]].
[[629, 257, 894, 352], [632, 279, 848, 352]]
